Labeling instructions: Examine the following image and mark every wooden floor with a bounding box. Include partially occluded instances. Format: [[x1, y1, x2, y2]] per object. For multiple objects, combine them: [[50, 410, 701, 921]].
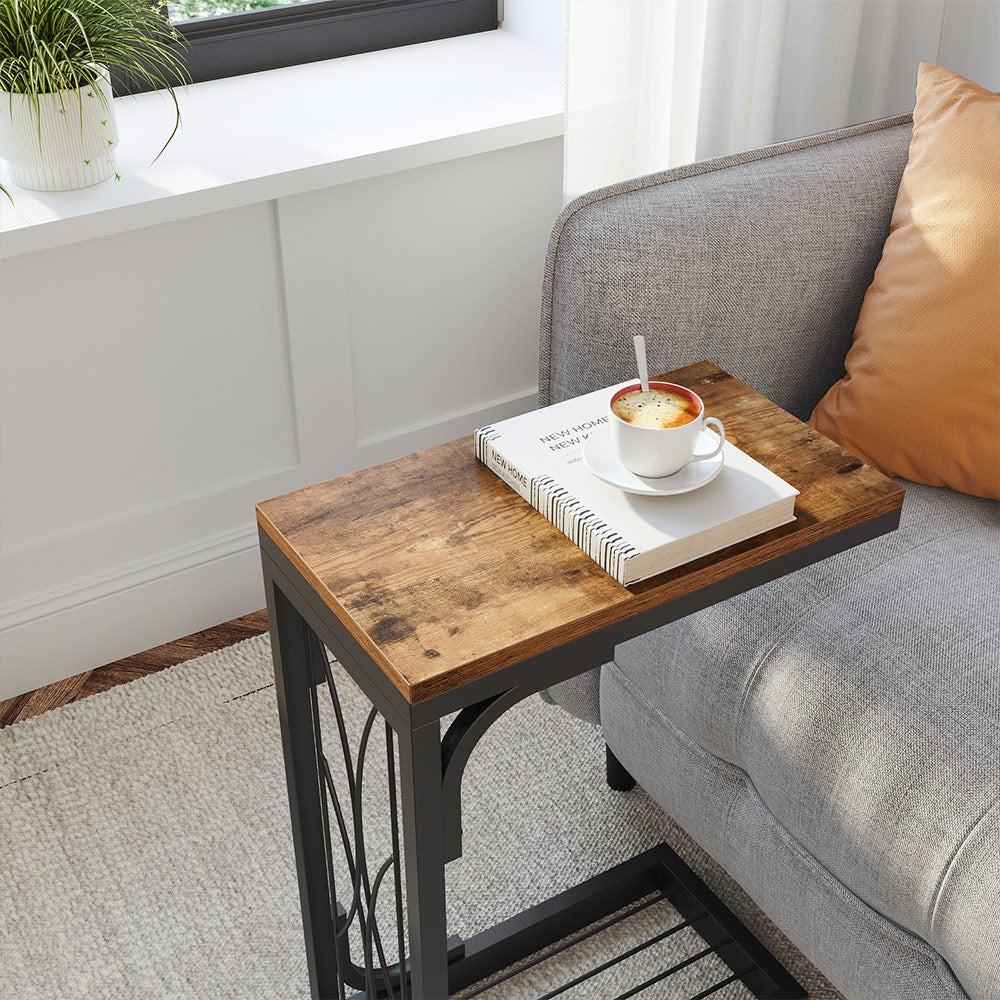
[[0, 610, 270, 728]]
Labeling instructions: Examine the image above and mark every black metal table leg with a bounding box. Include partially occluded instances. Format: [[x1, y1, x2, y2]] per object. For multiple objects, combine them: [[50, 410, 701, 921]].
[[266, 580, 341, 1000], [397, 720, 452, 999]]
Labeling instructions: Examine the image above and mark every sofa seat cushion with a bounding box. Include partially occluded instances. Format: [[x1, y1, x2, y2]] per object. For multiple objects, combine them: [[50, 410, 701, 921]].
[[613, 481, 1000, 995], [601, 661, 970, 1000]]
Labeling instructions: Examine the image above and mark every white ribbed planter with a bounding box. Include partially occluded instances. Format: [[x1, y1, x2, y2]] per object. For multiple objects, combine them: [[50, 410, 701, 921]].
[[0, 68, 118, 192]]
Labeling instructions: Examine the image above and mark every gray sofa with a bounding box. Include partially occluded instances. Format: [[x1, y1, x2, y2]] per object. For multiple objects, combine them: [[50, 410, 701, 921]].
[[539, 114, 1000, 999]]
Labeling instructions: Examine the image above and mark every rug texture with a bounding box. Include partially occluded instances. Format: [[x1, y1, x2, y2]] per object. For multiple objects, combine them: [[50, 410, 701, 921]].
[[0, 636, 840, 999]]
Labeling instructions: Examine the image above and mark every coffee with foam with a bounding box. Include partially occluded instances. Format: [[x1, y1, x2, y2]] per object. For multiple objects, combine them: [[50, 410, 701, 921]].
[[611, 387, 700, 429]]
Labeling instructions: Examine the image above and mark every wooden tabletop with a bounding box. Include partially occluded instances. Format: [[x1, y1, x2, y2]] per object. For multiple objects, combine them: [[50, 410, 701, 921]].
[[257, 362, 904, 705]]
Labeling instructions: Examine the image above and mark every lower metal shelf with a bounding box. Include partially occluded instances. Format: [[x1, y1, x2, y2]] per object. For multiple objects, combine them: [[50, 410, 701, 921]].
[[447, 842, 807, 1000], [348, 842, 807, 1000]]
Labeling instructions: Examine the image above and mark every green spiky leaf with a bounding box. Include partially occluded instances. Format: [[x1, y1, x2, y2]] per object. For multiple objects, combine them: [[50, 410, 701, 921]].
[[0, 0, 191, 160]]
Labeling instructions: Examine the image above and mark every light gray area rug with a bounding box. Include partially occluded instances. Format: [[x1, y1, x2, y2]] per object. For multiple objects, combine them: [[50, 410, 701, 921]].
[[0, 636, 839, 999]]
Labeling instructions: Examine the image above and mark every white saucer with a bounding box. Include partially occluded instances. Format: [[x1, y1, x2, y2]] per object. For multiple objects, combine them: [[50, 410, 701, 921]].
[[582, 426, 725, 496]]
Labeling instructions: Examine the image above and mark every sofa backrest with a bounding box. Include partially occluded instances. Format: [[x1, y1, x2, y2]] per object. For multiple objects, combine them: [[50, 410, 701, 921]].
[[540, 115, 914, 421]]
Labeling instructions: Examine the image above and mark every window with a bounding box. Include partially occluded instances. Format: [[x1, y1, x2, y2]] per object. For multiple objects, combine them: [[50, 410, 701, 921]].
[[168, 0, 499, 85]]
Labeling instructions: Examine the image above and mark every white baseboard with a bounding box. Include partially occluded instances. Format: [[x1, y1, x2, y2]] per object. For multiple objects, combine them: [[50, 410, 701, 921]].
[[0, 525, 258, 632], [0, 538, 265, 702]]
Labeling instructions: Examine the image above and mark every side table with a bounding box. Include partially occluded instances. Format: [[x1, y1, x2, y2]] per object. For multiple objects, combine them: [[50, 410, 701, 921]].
[[256, 361, 904, 1000]]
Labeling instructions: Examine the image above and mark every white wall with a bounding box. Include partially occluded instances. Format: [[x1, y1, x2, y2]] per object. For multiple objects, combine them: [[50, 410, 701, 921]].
[[503, 0, 567, 57], [0, 135, 564, 700]]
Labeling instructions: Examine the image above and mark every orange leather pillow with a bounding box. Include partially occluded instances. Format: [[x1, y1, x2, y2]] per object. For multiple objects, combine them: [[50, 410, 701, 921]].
[[810, 62, 1000, 501]]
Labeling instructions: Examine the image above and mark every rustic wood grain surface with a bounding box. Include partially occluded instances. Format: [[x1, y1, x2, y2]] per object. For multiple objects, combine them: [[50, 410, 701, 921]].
[[257, 362, 904, 705]]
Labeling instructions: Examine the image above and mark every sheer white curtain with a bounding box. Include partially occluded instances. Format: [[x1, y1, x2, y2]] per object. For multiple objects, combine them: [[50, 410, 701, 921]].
[[564, 0, 709, 199], [564, 0, 999, 201]]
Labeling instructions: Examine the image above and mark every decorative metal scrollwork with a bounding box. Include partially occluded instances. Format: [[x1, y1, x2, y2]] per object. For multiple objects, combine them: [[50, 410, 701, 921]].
[[310, 652, 409, 1000]]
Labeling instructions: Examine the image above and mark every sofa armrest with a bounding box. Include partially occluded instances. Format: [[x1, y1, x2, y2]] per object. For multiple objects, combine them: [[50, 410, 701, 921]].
[[539, 115, 913, 420]]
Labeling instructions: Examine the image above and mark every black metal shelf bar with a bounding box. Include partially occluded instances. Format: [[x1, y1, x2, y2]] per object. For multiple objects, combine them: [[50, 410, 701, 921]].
[[537, 917, 702, 1000], [690, 971, 743, 999], [457, 892, 669, 1000], [613, 940, 730, 1000]]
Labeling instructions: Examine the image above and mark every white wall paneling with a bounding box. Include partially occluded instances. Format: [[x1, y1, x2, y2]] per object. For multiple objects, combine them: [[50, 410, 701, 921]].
[[0, 135, 564, 699]]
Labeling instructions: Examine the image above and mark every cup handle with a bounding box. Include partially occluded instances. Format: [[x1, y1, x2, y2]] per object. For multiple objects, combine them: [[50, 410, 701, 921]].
[[690, 416, 725, 463]]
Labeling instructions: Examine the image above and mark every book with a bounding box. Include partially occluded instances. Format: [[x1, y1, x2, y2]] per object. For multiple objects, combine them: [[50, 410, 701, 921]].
[[475, 381, 799, 585]]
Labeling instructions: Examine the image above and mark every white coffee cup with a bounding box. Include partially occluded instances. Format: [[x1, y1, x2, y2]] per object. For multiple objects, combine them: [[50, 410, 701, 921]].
[[608, 381, 725, 478]]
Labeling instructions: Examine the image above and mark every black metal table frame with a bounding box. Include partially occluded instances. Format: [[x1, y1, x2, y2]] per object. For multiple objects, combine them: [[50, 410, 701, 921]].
[[260, 509, 898, 1000]]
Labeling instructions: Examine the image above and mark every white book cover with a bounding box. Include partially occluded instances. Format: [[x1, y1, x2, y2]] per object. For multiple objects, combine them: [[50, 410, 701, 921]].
[[475, 381, 799, 585]]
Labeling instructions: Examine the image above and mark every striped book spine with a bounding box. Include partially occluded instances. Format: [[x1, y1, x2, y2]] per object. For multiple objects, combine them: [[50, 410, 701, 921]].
[[475, 426, 639, 585]]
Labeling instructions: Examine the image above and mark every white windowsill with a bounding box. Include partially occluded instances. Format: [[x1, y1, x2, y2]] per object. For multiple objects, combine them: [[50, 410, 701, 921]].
[[0, 29, 564, 259]]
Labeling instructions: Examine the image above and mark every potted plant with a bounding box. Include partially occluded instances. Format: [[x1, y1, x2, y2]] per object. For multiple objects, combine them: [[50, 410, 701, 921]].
[[0, 0, 189, 194]]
